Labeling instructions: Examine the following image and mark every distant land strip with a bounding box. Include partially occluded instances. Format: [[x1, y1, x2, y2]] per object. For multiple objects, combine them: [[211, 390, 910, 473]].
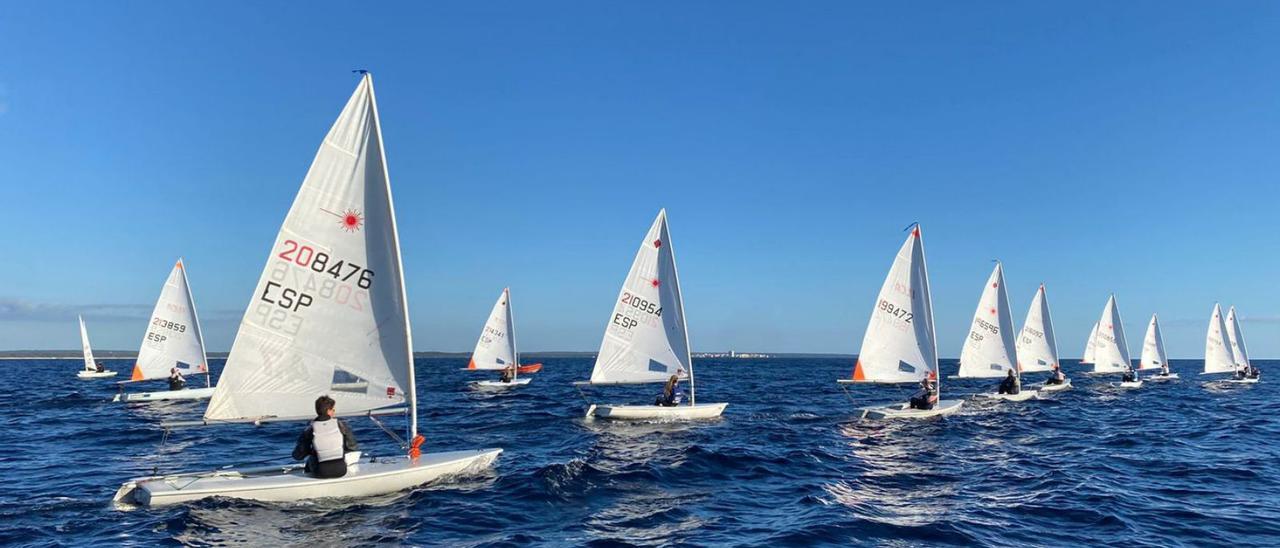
[[0, 350, 856, 360]]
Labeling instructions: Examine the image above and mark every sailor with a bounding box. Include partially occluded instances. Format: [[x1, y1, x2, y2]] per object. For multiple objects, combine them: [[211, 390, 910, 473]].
[[499, 365, 514, 384], [998, 369, 1020, 395], [167, 368, 186, 391], [1121, 367, 1137, 383], [95, 361, 105, 373], [1234, 366, 1249, 380], [293, 395, 359, 479], [1045, 364, 1066, 385], [654, 375, 681, 407], [1159, 362, 1170, 377], [909, 373, 939, 410]]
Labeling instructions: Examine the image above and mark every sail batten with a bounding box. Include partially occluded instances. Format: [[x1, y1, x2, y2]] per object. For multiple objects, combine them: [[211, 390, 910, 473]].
[[205, 74, 413, 425], [588, 210, 691, 385], [848, 226, 938, 385], [957, 263, 1018, 378], [1015, 284, 1059, 373]]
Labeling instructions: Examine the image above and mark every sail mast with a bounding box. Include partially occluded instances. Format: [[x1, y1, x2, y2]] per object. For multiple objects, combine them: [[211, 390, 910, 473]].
[[366, 72, 414, 443], [664, 210, 696, 405], [507, 288, 518, 382], [179, 258, 212, 387]]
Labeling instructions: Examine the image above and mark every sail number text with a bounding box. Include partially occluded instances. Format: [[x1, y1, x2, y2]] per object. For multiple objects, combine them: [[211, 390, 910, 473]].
[[878, 300, 913, 323], [612, 292, 662, 331], [278, 240, 375, 289]]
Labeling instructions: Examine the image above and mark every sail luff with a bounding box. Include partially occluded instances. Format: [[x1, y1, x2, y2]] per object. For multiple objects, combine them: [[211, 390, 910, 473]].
[[363, 73, 417, 443], [662, 210, 696, 405], [507, 288, 519, 382], [180, 259, 212, 386]]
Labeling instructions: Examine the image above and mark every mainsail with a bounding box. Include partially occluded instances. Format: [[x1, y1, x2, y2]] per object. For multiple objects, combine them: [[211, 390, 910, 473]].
[[79, 315, 96, 372], [1091, 295, 1131, 374], [957, 263, 1018, 378], [205, 74, 415, 432], [1015, 284, 1059, 373], [1204, 303, 1236, 374], [1081, 322, 1098, 364], [468, 289, 517, 371], [1138, 314, 1167, 371], [131, 259, 209, 381], [588, 209, 692, 385], [849, 225, 937, 384], [1226, 306, 1251, 369]]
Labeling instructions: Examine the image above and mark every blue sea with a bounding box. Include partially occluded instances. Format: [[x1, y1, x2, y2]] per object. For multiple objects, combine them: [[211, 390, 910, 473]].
[[2, 357, 1277, 547]]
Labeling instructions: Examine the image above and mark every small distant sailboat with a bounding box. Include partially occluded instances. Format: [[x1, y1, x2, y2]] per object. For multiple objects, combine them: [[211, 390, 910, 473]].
[[837, 225, 962, 419], [1138, 314, 1176, 380], [114, 73, 500, 507], [76, 316, 117, 379], [957, 263, 1036, 401], [575, 209, 727, 420], [114, 259, 215, 402], [467, 288, 533, 389], [1017, 284, 1070, 392], [1080, 322, 1098, 365], [1225, 306, 1257, 381], [1093, 295, 1141, 388]]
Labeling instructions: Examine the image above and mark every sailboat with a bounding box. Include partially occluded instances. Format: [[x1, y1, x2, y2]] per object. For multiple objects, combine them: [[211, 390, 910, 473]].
[[1138, 314, 1176, 380], [1017, 284, 1070, 392], [113, 73, 500, 507], [76, 316, 117, 379], [575, 209, 727, 420], [114, 259, 216, 402], [957, 263, 1036, 401], [467, 288, 532, 389], [837, 225, 962, 419], [1203, 303, 1249, 384], [1225, 306, 1257, 382], [1080, 322, 1098, 365], [1092, 295, 1140, 388]]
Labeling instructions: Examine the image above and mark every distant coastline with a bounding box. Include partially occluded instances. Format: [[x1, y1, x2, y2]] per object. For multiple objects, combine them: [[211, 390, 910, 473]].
[[0, 350, 856, 360]]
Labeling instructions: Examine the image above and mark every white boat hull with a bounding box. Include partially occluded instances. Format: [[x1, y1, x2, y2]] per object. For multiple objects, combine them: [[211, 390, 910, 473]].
[[77, 370, 118, 379], [472, 378, 532, 389], [1146, 373, 1180, 381], [863, 399, 963, 419], [113, 386, 217, 402], [977, 390, 1039, 402], [1038, 379, 1072, 392], [589, 402, 727, 421], [1112, 380, 1143, 389], [114, 448, 501, 507], [1222, 377, 1260, 384]]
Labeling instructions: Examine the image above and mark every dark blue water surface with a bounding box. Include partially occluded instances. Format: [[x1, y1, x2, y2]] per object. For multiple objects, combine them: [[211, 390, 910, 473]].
[[2, 357, 1277, 547]]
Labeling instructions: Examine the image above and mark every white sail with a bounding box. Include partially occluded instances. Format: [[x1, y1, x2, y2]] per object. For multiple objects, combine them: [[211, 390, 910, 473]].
[[1226, 306, 1251, 369], [468, 289, 517, 371], [849, 226, 937, 384], [1137, 314, 1167, 371], [1015, 284, 1059, 373], [1091, 295, 1131, 374], [1204, 303, 1236, 374], [79, 315, 96, 372], [588, 209, 691, 385], [131, 259, 209, 381], [957, 263, 1019, 378], [205, 74, 415, 430], [1081, 322, 1098, 364]]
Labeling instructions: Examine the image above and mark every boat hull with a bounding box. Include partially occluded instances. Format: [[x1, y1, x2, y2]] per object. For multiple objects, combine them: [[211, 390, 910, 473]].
[[1039, 379, 1072, 392], [472, 378, 531, 389], [114, 448, 502, 507], [77, 370, 117, 379], [517, 363, 542, 374], [113, 386, 217, 402], [590, 402, 727, 421], [977, 390, 1039, 402], [1146, 373, 1180, 381], [1112, 380, 1143, 389], [863, 399, 963, 419], [1222, 377, 1260, 384]]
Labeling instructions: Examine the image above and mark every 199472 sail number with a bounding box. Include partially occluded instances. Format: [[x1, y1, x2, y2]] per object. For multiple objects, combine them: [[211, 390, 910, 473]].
[[878, 299, 913, 323]]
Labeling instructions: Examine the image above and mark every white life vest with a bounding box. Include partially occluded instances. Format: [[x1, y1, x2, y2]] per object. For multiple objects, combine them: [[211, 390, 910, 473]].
[[312, 419, 344, 462]]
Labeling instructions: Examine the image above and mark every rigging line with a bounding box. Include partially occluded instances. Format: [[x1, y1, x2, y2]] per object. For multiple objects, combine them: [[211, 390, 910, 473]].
[[369, 413, 407, 449]]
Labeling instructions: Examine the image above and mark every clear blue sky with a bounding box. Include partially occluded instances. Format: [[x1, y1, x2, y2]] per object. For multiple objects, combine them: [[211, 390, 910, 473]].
[[2, 2, 1277, 357]]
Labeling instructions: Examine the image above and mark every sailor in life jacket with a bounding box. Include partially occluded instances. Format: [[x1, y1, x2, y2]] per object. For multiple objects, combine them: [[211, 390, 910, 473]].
[[292, 395, 359, 478]]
